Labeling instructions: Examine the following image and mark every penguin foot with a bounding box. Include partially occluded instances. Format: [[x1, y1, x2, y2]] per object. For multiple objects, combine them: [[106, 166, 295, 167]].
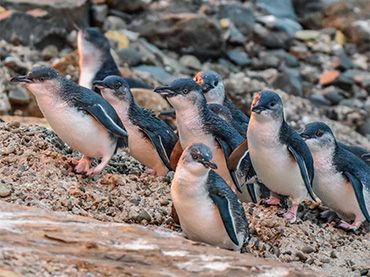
[[265, 195, 281, 206], [145, 168, 157, 176], [337, 220, 362, 231], [86, 157, 111, 176], [74, 156, 91, 174], [284, 203, 298, 223]]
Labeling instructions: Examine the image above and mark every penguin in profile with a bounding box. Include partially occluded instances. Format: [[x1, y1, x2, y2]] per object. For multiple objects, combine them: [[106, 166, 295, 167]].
[[154, 78, 244, 194], [93, 76, 177, 176], [11, 66, 128, 175], [171, 143, 250, 251], [77, 27, 150, 90], [338, 142, 370, 166], [194, 70, 249, 135], [247, 90, 316, 223], [301, 122, 369, 230]]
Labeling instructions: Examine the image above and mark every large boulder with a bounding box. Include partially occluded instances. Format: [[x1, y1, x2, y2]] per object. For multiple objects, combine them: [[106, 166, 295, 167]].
[[0, 0, 89, 48], [130, 13, 223, 59]]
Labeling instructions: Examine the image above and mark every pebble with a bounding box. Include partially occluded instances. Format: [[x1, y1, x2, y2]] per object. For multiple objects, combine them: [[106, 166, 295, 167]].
[[41, 45, 58, 60], [3, 56, 28, 74], [8, 87, 30, 106], [105, 30, 129, 49], [301, 245, 315, 254], [0, 183, 12, 197], [179, 55, 202, 70], [295, 251, 308, 262], [227, 49, 251, 66], [295, 30, 320, 41], [117, 48, 142, 66], [103, 15, 127, 31], [319, 70, 340, 86]]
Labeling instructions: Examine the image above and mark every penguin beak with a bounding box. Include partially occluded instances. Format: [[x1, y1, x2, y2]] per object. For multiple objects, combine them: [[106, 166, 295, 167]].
[[362, 153, 370, 161], [154, 86, 178, 97], [92, 80, 107, 89], [200, 159, 218, 170], [10, 75, 32, 84], [201, 83, 214, 93], [300, 133, 311, 140], [251, 104, 266, 114]]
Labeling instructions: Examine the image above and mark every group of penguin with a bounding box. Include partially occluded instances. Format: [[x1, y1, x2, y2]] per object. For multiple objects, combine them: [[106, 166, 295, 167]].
[[10, 27, 370, 252]]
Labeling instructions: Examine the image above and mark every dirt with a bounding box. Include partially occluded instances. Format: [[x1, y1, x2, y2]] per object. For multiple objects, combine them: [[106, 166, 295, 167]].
[[0, 119, 369, 277]]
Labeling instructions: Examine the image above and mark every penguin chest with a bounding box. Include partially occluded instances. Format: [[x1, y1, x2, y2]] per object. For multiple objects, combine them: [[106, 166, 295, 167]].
[[313, 153, 362, 221], [37, 99, 115, 158], [171, 172, 238, 250], [126, 123, 167, 175], [248, 128, 306, 200], [79, 63, 98, 89]]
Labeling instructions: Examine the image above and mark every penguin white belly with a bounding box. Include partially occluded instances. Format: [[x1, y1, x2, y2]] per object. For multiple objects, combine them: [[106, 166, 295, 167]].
[[171, 172, 237, 250], [37, 98, 115, 159], [313, 153, 364, 222], [126, 123, 168, 176], [249, 141, 307, 200], [79, 63, 98, 89]]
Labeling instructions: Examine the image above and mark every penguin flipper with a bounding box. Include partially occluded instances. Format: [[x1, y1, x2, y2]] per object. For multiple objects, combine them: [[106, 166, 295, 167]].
[[343, 171, 370, 222], [209, 187, 239, 246], [287, 144, 316, 201], [84, 104, 128, 138]]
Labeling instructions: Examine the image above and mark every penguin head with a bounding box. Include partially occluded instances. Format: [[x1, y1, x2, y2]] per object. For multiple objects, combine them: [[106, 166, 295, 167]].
[[182, 143, 218, 174], [194, 71, 225, 104], [78, 27, 110, 57], [251, 90, 283, 121], [93, 76, 132, 104], [11, 66, 61, 96], [300, 122, 336, 152], [154, 78, 205, 110]]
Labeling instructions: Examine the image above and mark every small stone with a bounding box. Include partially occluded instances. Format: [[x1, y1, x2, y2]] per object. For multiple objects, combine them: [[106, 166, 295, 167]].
[[133, 65, 174, 84], [8, 87, 30, 106], [301, 245, 315, 254], [91, 4, 108, 25], [226, 22, 247, 44], [323, 87, 345, 105], [179, 55, 202, 70], [0, 93, 11, 115], [320, 70, 340, 86], [227, 49, 251, 66], [295, 251, 308, 262], [330, 250, 338, 259], [3, 56, 28, 74], [335, 30, 346, 45], [309, 94, 331, 106], [0, 183, 12, 197], [333, 52, 353, 71], [117, 48, 142, 66], [295, 30, 320, 41], [220, 18, 230, 29], [320, 258, 330, 264], [105, 30, 129, 49], [41, 45, 59, 60], [137, 210, 151, 222], [103, 16, 127, 31]]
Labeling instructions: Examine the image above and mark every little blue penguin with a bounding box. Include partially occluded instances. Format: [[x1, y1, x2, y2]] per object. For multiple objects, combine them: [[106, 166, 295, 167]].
[[301, 122, 370, 230], [171, 143, 250, 251], [93, 76, 177, 176], [11, 66, 128, 175], [338, 142, 370, 166], [194, 70, 249, 135], [154, 78, 244, 194], [77, 27, 150, 90], [247, 90, 316, 223]]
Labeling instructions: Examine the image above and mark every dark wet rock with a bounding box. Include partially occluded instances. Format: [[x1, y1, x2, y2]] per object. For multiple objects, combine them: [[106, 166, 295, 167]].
[[91, 4, 108, 26], [257, 0, 297, 21], [309, 94, 331, 106], [218, 4, 255, 36], [272, 66, 303, 96], [0, 0, 89, 49], [227, 48, 251, 66], [332, 74, 354, 91], [322, 86, 345, 105], [251, 53, 281, 70], [253, 24, 292, 49], [334, 52, 353, 71], [225, 22, 247, 45], [269, 49, 299, 67], [358, 118, 370, 136], [130, 14, 223, 59], [8, 87, 31, 106], [106, 0, 147, 12], [133, 65, 174, 84], [117, 48, 142, 66]]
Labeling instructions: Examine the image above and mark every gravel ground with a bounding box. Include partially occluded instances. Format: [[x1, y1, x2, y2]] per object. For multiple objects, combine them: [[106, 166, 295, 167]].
[[0, 120, 369, 277]]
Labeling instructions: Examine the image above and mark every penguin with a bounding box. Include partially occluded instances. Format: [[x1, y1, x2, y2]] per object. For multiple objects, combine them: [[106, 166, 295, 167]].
[[247, 90, 316, 223], [338, 142, 370, 166], [77, 27, 151, 90], [301, 122, 370, 230], [11, 66, 128, 176], [93, 76, 177, 176], [171, 143, 249, 251], [154, 78, 244, 194], [194, 70, 249, 135]]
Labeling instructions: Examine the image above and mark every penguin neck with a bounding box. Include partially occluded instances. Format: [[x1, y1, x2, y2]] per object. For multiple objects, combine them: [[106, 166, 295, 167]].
[[112, 95, 138, 125], [174, 161, 210, 194], [249, 113, 284, 146]]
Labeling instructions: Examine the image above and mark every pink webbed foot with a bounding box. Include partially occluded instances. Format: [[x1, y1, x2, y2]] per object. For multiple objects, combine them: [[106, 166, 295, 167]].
[[284, 203, 298, 223], [86, 156, 111, 176], [74, 156, 91, 174], [266, 195, 281, 206], [145, 168, 157, 176], [337, 219, 363, 231]]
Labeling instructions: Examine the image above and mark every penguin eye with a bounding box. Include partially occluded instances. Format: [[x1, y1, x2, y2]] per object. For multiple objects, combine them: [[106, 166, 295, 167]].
[[39, 77, 45, 82], [316, 130, 323, 137], [183, 88, 189, 94], [270, 102, 276, 108], [213, 80, 218, 87], [114, 82, 121, 89]]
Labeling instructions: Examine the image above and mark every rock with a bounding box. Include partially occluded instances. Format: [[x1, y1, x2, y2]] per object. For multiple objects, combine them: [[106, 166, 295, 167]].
[[269, 49, 299, 67], [219, 18, 230, 29], [301, 245, 315, 254], [349, 20, 370, 51], [106, 0, 147, 12], [301, 65, 319, 83], [179, 55, 202, 70], [227, 49, 251, 66], [295, 251, 308, 262], [41, 45, 58, 61], [91, 4, 108, 26], [332, 74, 354, 91], [358, 118, 370, 136], [218, 4, 255, 35], [8, 87, 30, 106], [333, 52, 353, 71], [319, 70, 340, 86], [105, 30, 129, 49], [309, 94, 331, 106], [131, 88, 170, 113], [257, 0, 297, 21], [295, 30, 320, 41], [335, 30, 346, 45], [272, 66, 303, 96], [251, 53, 281, 70], [0, 93, 11, 115], [330, 250, 338, 259], [3, 56, 28, 74], [292, 0, 326, 29], [0, 183, 12, 197], [0, 0, 89, 48], [322, 86, 345, 105], [103, 15, 127, 31], [130, 14, 223, 59], [117, 48, 142, 66], [225, 22, 247, 45], [253, 24, 292, 49], [133, 65, 174, 84], [0, 202, 315, 276]]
